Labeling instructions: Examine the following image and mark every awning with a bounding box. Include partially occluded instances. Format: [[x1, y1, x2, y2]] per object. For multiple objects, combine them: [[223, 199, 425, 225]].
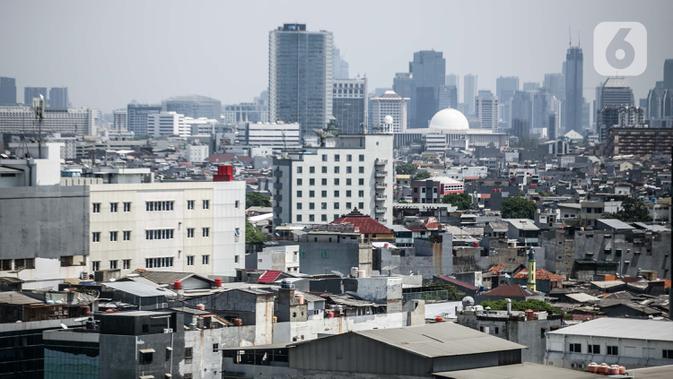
[[139, 348, 156, 354]]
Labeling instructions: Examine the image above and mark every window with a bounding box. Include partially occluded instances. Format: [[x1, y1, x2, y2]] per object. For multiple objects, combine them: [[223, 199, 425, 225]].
[[92, 261, 100, 271], [334, 202, 340, 209], [139, 350, 153, 365], [358, 202, 364, 209], [123, 259, 131, 269], [109, 260, 118, 270], [145, 229, 175, 240], [347, 154, 352, 162], [296, 190, 303, 198], [334, 166, 340, 173], [109, 231, 118, 241], [309, 166, 315, 174], [321, 166, 327, 174], [358, 154, 364, 162], [321, 190, 327, 197], [296, 178, 303, 185], [145, 201, 174, 211], [358, 190, 364, 197], [334, 178, 340, 185], [202, 227, 210, 237], [321, 154, 327, 162], [1, 259, 11, 271], [123, 230, 131, 241], [202, 255, 210, 265], [92, 203, 101, 213], [14, 258, 35, 270], [334, 190, 340, 197], [234, 255, 240, 263], [346, 202, 352, 209], [165, 347, 172, 362], [346, 190, 352, 197], [321, 202, 327, 210], [346, 167, 352, 174], [202, 200, 210, 209], [145, 257, 174, 268], [110, 202, 118, 212], [92, 232, 101, 242], [123, 202, 131, 212], [309, 202, 315, 210], [358, 167, 364, 174], [334, 154, 340, 162], [187, 228, 195, 238], [569, 343, 581, 353], [296, 215, 302, 222], [187, 256, 195, 266], [235, 200, 240, 208], [296, 203, 303, 210], [309, 178, 315, 186], [358, 178, 364, 185], [187, 200, 195, 209], [321, 215, 327, 222], [607, 346, 619, 356], [309, 214, 315, 222], [588, 344, 600, 354], [663, 349, 673, 359], [346, 178, 352, 185], [185, 347, 193, 363], [296, 166, 303, 174], [213, 343, 219, 352], [321, 178, 327, 186], [309, 190, 315, 198]]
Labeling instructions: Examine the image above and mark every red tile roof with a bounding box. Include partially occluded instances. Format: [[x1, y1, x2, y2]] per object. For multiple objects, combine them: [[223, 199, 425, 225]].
[[513, 268, 565, 282], [435, 275, 478, 291], [480, 284, 535, 299], [257, 270, 283, 284], [331, 209, 392, 235]]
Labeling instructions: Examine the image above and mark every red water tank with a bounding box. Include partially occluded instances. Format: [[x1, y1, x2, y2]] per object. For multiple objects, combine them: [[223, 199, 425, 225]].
[[173, 280, 182, 290], [214, 277, 222, 287], [214, 164, 234, 182], [434, 315, 444, 322]]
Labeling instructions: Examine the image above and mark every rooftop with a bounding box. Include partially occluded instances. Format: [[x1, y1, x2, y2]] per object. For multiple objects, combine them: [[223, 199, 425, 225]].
[[332, 209, 393, 235], [435, 362, 604, 379], [548, 317, 673, 342]]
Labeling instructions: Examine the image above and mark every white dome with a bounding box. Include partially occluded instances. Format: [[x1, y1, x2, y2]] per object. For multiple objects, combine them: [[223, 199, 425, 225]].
[[429, 108, 469, 131], [383, 115, 394, 125]]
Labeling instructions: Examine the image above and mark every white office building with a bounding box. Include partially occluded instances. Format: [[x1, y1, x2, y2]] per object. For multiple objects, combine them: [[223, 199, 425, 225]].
[[272, 133, 394, 226], [184, 116, 218, 136], [475, 90, 499, 129], [545, 318, 673, 370], [369, 90, 409, 133], [147, 111, 189, 137], [113, 109, 127, 132], [185, 144, 210, 163], [243, 122, 301, 149], [88, 180, 246, 277], [0, 106, 96, 136]]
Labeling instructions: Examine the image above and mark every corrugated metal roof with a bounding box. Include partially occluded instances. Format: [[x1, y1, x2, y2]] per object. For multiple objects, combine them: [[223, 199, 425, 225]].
[[104, 281, 172, 298], [548, 318, 673, 342], [354, 322, 524, 358], [434, 362, 604, 379], [0, 291, 42, 305]]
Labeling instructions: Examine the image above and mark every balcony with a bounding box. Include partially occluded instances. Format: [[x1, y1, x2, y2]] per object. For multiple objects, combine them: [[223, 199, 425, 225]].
[[375, 171, 387, 178], [375, 196, 386, 202], [375, 207, 386, 214], [375, 159, 387, 166]]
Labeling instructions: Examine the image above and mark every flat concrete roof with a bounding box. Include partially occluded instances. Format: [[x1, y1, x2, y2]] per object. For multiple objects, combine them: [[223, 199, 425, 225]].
[[434, 362, 604, 379], [548, 318, 673, 342]]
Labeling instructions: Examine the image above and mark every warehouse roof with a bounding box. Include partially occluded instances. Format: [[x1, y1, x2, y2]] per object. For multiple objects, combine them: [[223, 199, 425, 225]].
[[434, 362, 604, 379], [353, 322, 524, 358], [548, 317, 673, 342]]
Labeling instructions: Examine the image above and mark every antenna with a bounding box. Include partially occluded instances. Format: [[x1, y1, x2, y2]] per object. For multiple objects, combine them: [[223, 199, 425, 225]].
[[32, 95, 45, 159], [568, 26, 572, 47]]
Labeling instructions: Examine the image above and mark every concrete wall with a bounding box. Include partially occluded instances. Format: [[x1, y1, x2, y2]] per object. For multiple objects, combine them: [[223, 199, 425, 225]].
[[0, 185, 89, 260], [299, 241, 361, 276]]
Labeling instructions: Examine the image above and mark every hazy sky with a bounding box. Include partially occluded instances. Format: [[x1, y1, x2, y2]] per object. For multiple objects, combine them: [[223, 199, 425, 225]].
[[2, 0, 672, 112]]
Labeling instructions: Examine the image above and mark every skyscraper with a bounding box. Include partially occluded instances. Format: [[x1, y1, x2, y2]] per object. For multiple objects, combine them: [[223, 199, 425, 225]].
[[0, 77, 16, 105], [543, 73, 565, 102], [563, 45, 584, 133], [393, 72, 414, 128], [113, 109, 127, 132], [409, 50, 446, 129], [475, 90, 498, 129], [445, 74, 459, 89], [510, 90, 532, 139], [127, 103, 162, 136], [332, 78, 367, 134], [596, 77, 634, 142], [24, 87, 47, 105], [163, 95, 221, 119], [369, 90, 408, 133], [268, 23, 333, 136], [463, 74, 478, 116], [333, 47, 349, 80], [664, 59, 673, 89], [48, 87, 69, 110], [439, 85, 458, 110], [496, 76, 519, 128]]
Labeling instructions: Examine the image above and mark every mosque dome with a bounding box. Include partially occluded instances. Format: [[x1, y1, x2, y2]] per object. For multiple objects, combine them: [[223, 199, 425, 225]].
[[428, 108, 470, 131]]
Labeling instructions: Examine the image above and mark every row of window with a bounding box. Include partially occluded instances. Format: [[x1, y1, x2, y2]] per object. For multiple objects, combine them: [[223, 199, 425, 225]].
[[92, 227, 215, 242], [297, 184, 366, 198], [297, 178, 366, 187], [92, 199, 215, 213], [296, 214, 341, 223], [297, 201, 364, 211], [314, 153, 365, 164], [568, 343, 619, 356], [297, 166, 366, 177], [91, 254, 214, 271], [0, 258, 35, 271]]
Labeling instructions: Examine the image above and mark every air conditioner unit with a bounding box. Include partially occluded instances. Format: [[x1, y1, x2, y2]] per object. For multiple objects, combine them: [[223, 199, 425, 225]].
[[163, 328, 173, 334]]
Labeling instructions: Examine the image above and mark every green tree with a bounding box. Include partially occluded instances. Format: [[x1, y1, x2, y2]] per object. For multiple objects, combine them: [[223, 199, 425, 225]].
[[245, 220, 267, 245], [396, 162, 418, 176], [246, 192, 271, 208], [612, 197, 650, 222], [501, 196, 536, 219], [441, 193, 472, 210], [481, 299, 561, 315], [414, 170, 431, 180]]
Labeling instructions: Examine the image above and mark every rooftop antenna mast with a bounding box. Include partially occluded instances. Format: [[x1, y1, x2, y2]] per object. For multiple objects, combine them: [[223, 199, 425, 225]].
[[32, 94, 46, 159]]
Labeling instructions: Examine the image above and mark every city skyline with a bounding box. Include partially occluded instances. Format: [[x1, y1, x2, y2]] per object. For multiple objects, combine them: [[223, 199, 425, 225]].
[[1, 0, 673, 112]]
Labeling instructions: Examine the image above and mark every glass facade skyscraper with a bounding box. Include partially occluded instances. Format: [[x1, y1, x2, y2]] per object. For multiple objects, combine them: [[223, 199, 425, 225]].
[[563, 46, 584, 133], [268, 23, 333, 136]]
